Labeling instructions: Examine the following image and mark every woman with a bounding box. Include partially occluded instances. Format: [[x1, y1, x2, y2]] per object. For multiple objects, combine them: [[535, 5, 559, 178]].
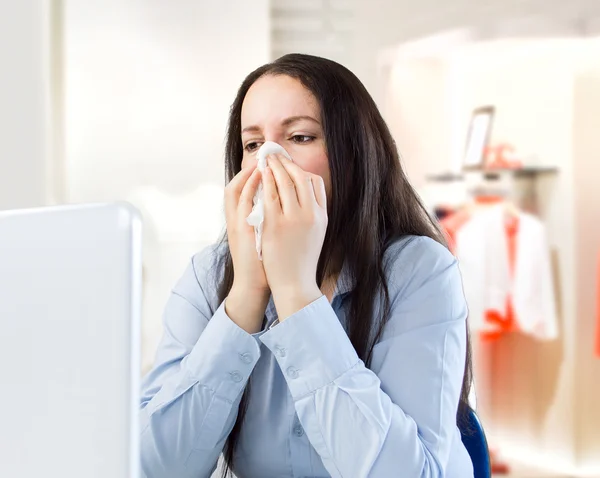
[[140, 54, 474, 478]]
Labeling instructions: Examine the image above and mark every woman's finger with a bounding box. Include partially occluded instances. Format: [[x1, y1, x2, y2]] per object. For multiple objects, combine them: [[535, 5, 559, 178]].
[[238, 168, 262, 218], [311, 175, 327, 209], [278, 158, 318, 208], [225, 164, 257, 218], [261, 164, 282, 217], [267, 154, 300, 214]]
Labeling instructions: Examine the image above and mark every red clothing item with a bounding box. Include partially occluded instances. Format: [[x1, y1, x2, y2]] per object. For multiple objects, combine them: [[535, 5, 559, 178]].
[[481, 215, 519, 341], [440, 204, 521, 341]]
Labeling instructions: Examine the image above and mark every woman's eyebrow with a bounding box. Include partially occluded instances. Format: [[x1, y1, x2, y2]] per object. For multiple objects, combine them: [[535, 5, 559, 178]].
[[241, 125, 261, 134], [281, 115, 321, 127], [241, 115, 321, 134]]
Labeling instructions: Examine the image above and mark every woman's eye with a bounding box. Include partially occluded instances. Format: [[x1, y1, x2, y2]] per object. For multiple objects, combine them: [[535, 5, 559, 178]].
[[244, 142, 261, 152], [290, 135, 314, 144]]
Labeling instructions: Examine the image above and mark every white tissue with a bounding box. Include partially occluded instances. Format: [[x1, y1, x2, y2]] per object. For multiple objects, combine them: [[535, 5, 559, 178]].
[[246, 141, 293, 260]]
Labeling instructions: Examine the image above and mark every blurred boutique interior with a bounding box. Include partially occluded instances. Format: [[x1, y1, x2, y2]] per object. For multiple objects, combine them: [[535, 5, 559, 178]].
[[2, 1, 600, 477]]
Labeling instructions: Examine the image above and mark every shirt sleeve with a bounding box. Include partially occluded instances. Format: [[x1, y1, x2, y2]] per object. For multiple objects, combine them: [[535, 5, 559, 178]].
[[140, 246, 262, 478], [259, 237, 471, 478]]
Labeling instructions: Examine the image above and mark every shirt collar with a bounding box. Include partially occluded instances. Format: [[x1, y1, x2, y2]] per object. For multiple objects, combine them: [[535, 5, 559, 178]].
[[264, 259, 354, 324], [333, 258, 354, 299]]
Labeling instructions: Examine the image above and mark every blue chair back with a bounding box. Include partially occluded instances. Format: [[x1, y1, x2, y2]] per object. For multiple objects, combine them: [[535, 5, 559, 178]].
[[459, 408, 491, 478]]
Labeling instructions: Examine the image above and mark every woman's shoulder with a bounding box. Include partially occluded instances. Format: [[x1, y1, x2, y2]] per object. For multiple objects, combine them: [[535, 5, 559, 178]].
[[383, 234, 458, 299], [378, 235, 465, 339], [172, 242, 228, 313], [190, 242, 228, 280], [384, 234, 455, 271]]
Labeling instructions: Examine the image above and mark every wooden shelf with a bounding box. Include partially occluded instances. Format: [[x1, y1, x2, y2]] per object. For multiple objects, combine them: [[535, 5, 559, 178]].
[[425, 172, 465, 182], [426, 167, 559, 182]]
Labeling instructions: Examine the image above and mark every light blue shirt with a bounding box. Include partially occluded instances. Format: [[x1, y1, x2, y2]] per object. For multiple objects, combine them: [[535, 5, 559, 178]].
[[140, 235, 474, 477]]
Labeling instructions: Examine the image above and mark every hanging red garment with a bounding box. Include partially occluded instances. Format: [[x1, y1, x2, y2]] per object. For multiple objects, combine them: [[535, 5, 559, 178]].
[[441, 198, 521, 341], [443, 202, 514, 475], [484, 215, 519, 475], [480, 214, 520, 341]]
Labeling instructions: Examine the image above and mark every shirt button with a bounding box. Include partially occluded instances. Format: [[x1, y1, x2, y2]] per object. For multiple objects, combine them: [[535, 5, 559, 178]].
[[275, 346, 286, 358], [239, 352, 252, 364], [287, 367, 299, 379], [293, 425, 304, 437], [230, 371, 243, 383]]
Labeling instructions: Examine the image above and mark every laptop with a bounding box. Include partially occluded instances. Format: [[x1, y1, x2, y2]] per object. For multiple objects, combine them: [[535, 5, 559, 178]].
[[0, 203, 142, 478]]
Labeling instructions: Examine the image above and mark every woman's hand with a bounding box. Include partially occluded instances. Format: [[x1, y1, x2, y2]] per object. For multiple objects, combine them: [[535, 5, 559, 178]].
[[261, 154, 328, 320], [224, 163, 270, 333]]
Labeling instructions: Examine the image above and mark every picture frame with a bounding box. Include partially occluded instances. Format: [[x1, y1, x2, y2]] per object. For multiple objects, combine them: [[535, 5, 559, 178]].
[[462, 105, 495, 171]]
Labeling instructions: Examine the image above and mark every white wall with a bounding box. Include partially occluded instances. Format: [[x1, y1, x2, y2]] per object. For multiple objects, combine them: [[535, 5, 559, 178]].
[[64, 0, 271, 203], [0, 0, 49, 210], [380, 58, 450, 191], [354, 0, 600, 99], [572, 64, 600, 471], [61, 0, 271, 372], [270, 0, 356, 72]]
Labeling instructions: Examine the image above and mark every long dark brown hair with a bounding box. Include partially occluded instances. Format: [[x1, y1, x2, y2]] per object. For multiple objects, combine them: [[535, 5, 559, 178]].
[[217, 53, 472, 476]]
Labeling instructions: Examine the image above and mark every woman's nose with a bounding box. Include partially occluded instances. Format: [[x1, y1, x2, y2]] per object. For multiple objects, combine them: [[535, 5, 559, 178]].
[[263, 135, 283, 145]]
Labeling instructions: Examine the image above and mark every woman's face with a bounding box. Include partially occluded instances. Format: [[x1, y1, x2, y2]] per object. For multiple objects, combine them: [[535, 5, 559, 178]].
[[240, 74, 331, 196]]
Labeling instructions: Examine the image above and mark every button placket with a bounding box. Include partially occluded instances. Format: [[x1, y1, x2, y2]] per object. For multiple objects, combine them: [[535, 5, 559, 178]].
[[286, 367, 299, 379], [289, 413, 310, 477]]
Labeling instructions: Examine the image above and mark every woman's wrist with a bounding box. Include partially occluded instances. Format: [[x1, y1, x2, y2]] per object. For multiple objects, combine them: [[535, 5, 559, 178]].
[[272, 283, 323, 322], [226, 283, 270, 334]]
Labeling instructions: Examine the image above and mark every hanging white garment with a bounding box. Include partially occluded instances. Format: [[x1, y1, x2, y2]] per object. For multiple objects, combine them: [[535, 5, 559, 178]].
[[455, 205, 558, 340]]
